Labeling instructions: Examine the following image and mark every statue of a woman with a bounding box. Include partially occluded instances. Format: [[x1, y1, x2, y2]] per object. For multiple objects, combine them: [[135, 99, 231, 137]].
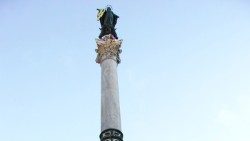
[[97, 6, 119, 39]]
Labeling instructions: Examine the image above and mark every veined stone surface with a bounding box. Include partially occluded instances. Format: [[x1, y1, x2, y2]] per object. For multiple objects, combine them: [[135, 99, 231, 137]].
[[95, 34, 123, 132], [101, 59, 121, 131]]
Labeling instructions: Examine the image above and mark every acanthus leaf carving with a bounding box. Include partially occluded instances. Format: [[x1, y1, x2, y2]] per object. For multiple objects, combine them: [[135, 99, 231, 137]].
[[95, 34, 122, 64]]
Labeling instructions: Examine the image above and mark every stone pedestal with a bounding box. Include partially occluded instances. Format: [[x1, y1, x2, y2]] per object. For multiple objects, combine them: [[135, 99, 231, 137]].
[[95, 34, 123, 141]]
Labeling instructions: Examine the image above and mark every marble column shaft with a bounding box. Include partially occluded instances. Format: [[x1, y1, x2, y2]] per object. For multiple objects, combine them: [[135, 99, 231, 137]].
[[101, 58, 121, 131], [95, 34, 123, 132]]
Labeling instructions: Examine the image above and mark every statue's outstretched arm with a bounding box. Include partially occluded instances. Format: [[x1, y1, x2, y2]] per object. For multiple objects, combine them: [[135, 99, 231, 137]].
[[114, 14, 119, 18]]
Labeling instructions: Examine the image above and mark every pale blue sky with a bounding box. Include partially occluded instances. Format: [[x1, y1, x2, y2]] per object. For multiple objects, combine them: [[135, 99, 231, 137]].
[[0, 0, 250, 141]]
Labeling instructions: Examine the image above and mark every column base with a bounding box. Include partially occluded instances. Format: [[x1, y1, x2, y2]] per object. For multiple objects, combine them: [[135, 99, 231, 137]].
[[99, 128, 123, 141]]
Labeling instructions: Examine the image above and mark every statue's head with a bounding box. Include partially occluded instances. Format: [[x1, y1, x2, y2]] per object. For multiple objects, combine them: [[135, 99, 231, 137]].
[[107, 7, 111, 11], [106, 5, 112, 11]]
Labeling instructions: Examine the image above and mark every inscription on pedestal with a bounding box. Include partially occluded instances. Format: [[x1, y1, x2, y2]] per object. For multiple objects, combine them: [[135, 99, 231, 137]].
[[99, 128, 123, 141]]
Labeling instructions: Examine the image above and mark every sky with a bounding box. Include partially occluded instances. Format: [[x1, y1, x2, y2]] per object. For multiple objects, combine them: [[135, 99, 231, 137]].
[[0, 0, 250, 141]]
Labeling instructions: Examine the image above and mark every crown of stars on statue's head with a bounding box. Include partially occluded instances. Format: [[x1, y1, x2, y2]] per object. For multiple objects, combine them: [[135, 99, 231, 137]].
[[106, 5, 112, 10]]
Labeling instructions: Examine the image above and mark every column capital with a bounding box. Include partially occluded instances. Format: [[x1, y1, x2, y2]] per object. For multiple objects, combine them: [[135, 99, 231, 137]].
[[95, 34, 123, 64]]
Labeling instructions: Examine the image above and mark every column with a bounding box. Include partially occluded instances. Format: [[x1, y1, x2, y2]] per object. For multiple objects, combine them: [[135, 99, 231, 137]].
[[95, 34, 123, 141]]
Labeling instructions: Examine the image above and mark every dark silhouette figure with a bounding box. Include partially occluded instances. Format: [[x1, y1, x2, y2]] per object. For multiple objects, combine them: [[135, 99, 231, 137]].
[[98, 7, 119, 39]]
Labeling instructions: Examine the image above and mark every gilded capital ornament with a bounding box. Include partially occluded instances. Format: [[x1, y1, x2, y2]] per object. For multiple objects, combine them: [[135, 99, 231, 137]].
[[95, 34, 123, 64]]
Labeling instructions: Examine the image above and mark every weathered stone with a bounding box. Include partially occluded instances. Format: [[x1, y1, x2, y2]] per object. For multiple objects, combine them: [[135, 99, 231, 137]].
[[95, 34, 123, 132]]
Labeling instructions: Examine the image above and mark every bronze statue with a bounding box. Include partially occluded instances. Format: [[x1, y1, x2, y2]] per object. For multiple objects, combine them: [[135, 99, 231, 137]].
[[97, 6, 119, 39]]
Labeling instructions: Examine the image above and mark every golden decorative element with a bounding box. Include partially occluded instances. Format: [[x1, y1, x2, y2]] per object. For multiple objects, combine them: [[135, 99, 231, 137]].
[[97, 9, 105, 21], [95, 34, 123, 64]]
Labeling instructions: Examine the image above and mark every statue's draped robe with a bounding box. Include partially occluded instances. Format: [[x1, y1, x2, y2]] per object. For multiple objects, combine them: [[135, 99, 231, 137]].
[[99, 9, 119, 39], [104, 10, 114, 27]]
